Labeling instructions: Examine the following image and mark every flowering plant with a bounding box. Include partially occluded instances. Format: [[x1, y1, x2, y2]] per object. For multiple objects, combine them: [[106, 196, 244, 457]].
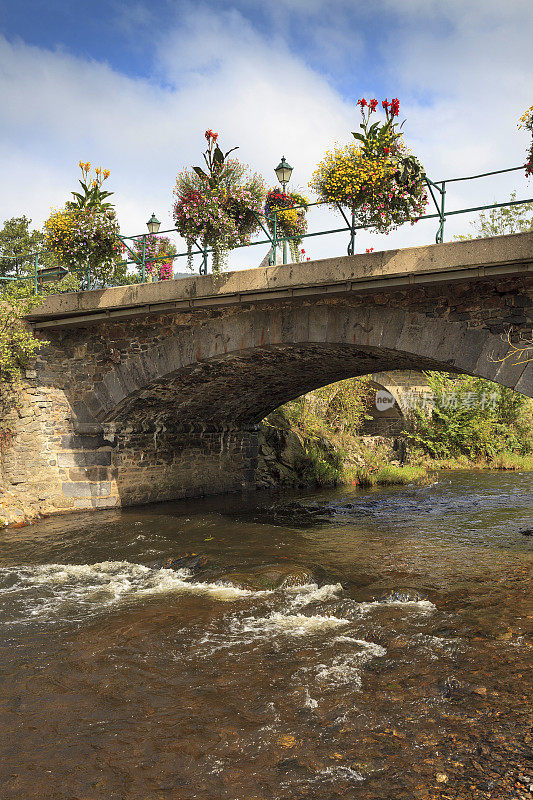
[[310, 98, 427, 234], [264, 189, 309, 262], [69, 162, 113, 210], [43, 162, 123, 286], [518, 105, 533, 177], [44, 206, 122, 286], [173, 131, 265, 272], [130, 234, 176, 281]]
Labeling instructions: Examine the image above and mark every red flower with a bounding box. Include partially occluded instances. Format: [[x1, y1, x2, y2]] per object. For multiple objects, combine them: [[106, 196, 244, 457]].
[[357, 98, 367, 107], [366, 247, 374, 253], [369, 99, 378, 112], [383, 147, 390, 154], [390, 98, 400, 117], [204, 129, 218, 141], [382, 99, 389, 109]]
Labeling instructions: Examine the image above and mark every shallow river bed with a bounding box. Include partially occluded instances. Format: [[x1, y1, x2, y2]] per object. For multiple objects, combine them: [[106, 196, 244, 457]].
[[0, 471, 532, 800]]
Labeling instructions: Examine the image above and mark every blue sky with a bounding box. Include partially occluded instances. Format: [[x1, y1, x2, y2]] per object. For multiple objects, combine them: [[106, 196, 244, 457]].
[[1, 0, 532, 266], [0, 0, 455, 94]]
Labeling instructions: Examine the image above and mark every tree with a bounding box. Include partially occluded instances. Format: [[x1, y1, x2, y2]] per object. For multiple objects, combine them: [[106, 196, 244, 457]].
[[405, 372, 533, 460], [0, 283, 45, 386], [456, 192, 533, 239], [0, 216, 48, 278]]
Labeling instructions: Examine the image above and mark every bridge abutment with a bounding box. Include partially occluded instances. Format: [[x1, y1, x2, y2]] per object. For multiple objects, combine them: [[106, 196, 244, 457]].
[[0, 381, 260, 525]]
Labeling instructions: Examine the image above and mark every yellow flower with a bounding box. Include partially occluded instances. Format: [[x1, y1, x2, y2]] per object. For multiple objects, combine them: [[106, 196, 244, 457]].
[[518, 104, 533, 129]]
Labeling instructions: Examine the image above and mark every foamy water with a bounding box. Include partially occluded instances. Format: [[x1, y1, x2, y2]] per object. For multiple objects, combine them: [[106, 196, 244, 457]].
[[0, 562, 424, 694], [357, 597, 437, 614], [287, 582, 344, 607], [0, 561, 273, 623], [240, 610, 351, 636]]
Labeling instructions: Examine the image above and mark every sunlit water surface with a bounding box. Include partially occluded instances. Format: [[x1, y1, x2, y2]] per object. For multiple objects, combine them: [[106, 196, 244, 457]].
[[0, 471, 531, 800]]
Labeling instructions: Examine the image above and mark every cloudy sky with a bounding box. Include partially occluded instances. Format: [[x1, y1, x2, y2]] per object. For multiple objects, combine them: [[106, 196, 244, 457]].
[[1, 0, 532, 269]]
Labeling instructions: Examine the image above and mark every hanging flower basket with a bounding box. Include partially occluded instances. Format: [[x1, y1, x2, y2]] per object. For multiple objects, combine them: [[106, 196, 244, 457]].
[[310, 98, 427, 234], [43, 162, 123, 286], [518, 105, 533, 177], [264, 189, 309, 262], [44, 206, 121, 284], [173, 131, 265, 273], [130, 234, 176, 281]]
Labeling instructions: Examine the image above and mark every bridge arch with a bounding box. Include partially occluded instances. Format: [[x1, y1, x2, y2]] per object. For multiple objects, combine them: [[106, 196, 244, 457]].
[[74, 303, 532, 432], [10, 233, 530, 518]]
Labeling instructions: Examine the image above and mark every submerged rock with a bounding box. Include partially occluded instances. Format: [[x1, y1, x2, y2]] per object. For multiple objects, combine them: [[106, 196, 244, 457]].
[[155, 554, 209, 573], [219, 563, 315, 591]]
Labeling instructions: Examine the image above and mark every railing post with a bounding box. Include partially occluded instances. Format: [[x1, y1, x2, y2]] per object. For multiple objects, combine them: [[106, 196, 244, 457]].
[[202, 246, 208, 275], [436, 181, 446, 243], [141, 234, 146, 282], [348, 205, 356, 255], [34, 254, 38, 295], [272, 210, 277, 265]]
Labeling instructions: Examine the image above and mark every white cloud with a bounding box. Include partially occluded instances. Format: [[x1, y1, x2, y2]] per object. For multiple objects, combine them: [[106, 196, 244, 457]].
[[0, 1, 532, 271]]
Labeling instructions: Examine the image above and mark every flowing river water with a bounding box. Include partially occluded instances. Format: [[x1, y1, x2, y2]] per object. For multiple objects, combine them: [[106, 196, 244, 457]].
[[0, 471, 532, 800]]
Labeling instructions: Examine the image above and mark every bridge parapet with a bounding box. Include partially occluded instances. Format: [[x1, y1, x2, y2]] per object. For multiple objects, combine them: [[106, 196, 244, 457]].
[[28, 232, 533, 328]]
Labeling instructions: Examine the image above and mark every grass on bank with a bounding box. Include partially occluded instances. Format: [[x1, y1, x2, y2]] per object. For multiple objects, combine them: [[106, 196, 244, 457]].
[[426, 452, 533, 471], [356, 464, 430, 486]]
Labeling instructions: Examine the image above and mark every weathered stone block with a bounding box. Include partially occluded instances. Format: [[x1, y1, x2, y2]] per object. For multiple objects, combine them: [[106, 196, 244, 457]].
[[69, 466, 115, 481], [61, 481, 112, 498], [57, 451, 112, 468], [61, 434, 113, 450]]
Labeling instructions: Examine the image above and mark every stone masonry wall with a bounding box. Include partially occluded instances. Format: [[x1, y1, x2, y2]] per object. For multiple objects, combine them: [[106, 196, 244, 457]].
[[0, 372, 260, 525]]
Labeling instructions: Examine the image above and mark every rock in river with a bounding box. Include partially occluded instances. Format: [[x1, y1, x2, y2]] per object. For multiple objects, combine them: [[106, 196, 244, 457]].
[[154, 554, 209, 573], [218, 563, 315, 591]]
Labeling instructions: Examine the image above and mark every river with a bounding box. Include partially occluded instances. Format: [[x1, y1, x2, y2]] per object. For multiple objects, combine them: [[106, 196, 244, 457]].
[[0, 471, 531, 800]]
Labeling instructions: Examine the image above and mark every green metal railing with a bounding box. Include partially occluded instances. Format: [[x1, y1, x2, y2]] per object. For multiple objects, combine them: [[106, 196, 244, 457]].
[[1, 164, 531, 292]]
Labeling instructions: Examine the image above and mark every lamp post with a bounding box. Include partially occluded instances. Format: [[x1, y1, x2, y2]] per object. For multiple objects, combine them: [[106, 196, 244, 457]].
[[146, 213, 160, 234], [141, 213, 161, 281], [274, 157, 293, 264], [274, 156, 293, 192]]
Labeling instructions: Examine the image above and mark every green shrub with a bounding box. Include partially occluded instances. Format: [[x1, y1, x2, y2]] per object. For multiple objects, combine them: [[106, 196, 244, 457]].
[[405, 372, 533, 462]]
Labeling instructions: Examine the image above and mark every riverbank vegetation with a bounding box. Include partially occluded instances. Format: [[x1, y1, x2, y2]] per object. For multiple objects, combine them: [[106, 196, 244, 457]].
[[261, 371, 533, 489]]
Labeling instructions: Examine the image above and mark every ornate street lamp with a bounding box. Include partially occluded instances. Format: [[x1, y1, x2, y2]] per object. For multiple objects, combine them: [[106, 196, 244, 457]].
[[274, 156, 293, 191], [146, 213, 160, 234], [273, 157, 294, 266]]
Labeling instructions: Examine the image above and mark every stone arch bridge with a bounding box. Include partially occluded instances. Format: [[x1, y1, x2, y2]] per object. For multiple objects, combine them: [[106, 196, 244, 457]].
[[2, 233, 532, 522]]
